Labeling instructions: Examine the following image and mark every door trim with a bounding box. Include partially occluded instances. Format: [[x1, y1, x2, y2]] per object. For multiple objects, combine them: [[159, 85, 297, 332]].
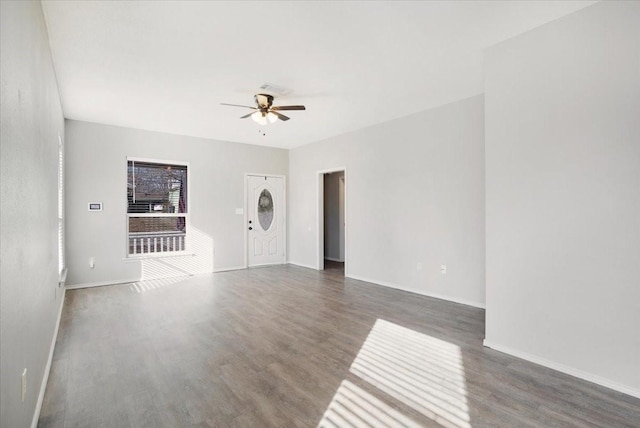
[[244, 173, 287, 268], [317, 167, 347, 273]]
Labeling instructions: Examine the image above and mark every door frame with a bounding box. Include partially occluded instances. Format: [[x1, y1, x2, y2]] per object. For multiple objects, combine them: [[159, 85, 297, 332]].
[[244, 173, 287, 268], [317, 167, 347, 273]]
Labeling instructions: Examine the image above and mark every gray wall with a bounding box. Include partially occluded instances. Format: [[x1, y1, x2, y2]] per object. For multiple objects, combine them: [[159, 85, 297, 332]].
[[0, 2, 66, 427], [485, 0, 640, 395], [289, 95, 485, 307], [65, 120, 288, 287], [324, 171, 344, 262]]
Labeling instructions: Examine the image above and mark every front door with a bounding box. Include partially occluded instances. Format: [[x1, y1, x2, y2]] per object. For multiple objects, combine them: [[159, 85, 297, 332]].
[[247, 175, 285, 267]]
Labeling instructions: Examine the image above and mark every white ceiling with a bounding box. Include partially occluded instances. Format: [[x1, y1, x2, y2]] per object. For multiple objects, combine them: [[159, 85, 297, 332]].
[[42, 1, 596, 149]]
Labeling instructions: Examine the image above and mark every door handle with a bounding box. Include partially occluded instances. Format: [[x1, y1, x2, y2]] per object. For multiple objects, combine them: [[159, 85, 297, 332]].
[[248, 227, 253, 230]]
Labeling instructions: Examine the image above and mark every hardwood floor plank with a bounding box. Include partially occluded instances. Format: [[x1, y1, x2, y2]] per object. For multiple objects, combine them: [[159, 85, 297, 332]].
[[38, 265, 640, 427]]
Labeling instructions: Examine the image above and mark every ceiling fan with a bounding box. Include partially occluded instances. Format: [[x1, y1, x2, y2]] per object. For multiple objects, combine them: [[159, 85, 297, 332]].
[[221, 93, 306, 125]]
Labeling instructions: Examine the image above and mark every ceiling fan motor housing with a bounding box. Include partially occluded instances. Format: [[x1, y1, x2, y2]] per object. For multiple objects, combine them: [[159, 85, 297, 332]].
[[255, 93, 274, 109]]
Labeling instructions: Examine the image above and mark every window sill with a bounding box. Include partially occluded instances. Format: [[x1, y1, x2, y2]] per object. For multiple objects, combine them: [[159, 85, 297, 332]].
[[123, 252, 195, 261]]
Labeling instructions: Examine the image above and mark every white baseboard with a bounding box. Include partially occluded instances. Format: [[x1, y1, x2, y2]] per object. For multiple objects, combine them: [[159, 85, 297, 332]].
[[31, 287, 66, 428], [483, 339, 640, 399], [65, 278, 139, 290], [324, 257, 344, 263], [213, 265, 246, 273], [287, 261, 319, 270], [346, 273, 485, 309]]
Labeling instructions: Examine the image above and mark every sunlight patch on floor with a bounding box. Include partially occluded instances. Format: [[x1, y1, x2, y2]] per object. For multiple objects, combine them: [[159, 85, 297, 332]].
[[128, 275, 191, 293], [350, 319, 471, 428], [318, 379, 422, 428]]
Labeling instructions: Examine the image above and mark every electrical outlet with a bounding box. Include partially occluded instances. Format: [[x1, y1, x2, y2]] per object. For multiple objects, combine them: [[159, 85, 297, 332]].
[[21, 369, 27, 402], [441, 264, 447, 274], [89, 257, 95, 269]]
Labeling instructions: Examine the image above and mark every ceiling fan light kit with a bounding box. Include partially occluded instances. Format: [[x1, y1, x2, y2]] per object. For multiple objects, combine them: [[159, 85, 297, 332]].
[[251, 110, 278, 125], [221, 93, 306, 125]]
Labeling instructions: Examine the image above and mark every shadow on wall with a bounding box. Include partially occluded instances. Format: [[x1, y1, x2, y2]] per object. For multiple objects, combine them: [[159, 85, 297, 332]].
[[140, 226, 213, 280]]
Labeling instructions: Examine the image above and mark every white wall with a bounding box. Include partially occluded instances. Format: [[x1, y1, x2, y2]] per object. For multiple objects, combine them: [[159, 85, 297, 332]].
[[0, 2, 66, 427], [324, 171, 345, 262], [289, 95, 485, 307], [485, 1, 640, 396], [65, 120, 288, 287]]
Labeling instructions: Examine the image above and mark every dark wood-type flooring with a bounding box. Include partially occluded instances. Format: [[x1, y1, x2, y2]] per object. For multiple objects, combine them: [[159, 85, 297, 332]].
[[39, 265, 640, 427]]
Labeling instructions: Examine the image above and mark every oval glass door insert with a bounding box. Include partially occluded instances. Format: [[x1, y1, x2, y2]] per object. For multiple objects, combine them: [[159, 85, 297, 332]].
[[257, 189, 274, 231]]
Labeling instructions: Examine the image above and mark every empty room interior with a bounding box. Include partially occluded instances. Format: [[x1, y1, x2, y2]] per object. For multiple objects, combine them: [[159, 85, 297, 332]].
[[1, 1, 639, 427]]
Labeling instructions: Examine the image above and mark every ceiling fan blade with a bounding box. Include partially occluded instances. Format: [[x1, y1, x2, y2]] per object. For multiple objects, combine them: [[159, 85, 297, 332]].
[[240, 112, 254, 119], [220, 103, 256, 109], [271, 105, 306, 111], [270, 110, 290, 121]]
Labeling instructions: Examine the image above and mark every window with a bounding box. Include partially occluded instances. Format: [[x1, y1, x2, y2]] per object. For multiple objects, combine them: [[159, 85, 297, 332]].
[[127, 159, 188, 256], [58, 134, 65, 278]]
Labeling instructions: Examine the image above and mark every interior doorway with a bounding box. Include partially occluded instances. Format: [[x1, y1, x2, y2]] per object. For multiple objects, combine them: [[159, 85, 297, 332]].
[[318, 168, 346, 274]]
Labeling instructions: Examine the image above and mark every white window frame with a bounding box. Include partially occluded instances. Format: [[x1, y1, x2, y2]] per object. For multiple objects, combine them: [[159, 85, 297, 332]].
[[58, 134, 66, 283], [126, 157, 190, 259]]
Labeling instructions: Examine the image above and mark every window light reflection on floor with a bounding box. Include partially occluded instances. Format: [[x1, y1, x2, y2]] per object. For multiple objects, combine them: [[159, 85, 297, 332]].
[[349, 319, 471, 428], [318, 379, 422, 428], [128, 275, 191, 293]]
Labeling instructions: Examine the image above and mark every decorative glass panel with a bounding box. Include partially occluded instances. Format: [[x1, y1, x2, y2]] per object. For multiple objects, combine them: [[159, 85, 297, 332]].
[[258, 189, 274, 231]]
